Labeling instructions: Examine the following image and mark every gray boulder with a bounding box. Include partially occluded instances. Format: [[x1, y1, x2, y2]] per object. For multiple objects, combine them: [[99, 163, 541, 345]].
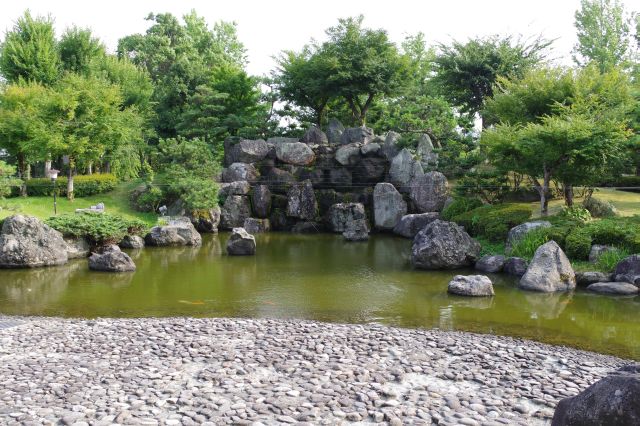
[[88, 245, 136, 272], [187, 206, 221, 233], [503, 257, 528, 277], [409, 171, 449, 212], [251, 185, 272, 218], [589, 244, 616, 263], [411, 220, 481, 270], [291, 221, 323, 233], [380, 131, 401, 161], [613, 254, 640, 285], [475, 255, 506, 273], [373, 183, 407, 230], [340, 126, 374, 145], [301, 126, 328, 145], [226, 228, 256, 255], [342, 219, 369, 242], [222, 162, 259, 183], [327, 203, 366, 233], [505, 221, 551, 254], [416, 134, 438, 170], [519, 241, 576, 292], [286, 180, 317, 220], [0, 215, 68, 268], [243, 218, 270, 234], [65, 236, 90, 259], [220, 195, 251, 230], [119, 235, 145, 249], [276, 142, 315, 166], [224, 138, 269, 165], [328, 168, 352, 187], [552, 364, 640, 426], [392, 213, 440, 238], [389, 149, 424, 192], [265, 167, 296, 188], [218, 181, 251, 198], [576, 271, 613, 287], [448, 275, 494, 297], [335, 143, 362, 166], [353, 157, 386, 184], [326, 118, 345, 145], [266, 136, 300, 145], [145, 218, 202, 246], [360, 142, 380, 157], [587, 282, 639, 295]]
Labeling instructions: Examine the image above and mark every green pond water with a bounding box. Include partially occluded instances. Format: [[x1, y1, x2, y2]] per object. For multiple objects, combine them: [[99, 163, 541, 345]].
[[0, 233, 638, 359]]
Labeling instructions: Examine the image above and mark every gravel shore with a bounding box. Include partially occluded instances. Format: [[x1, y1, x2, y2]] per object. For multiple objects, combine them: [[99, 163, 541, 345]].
[[0, 317, 629, 425]]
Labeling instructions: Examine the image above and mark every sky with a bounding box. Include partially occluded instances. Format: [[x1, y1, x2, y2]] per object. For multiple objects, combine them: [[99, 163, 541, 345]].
[[0, 0, 636, 75]]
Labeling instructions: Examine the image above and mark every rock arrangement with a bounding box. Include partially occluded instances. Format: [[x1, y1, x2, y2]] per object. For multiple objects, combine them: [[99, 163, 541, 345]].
[[0, 215, 69, 268], [0, 316, 628, 425]]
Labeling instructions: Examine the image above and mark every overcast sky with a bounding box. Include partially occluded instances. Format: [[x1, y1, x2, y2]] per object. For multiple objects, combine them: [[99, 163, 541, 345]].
[[1, 0, 636, 75]]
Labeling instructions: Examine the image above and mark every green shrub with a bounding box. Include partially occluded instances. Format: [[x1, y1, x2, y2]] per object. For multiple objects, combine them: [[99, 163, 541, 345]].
[[454, 170, 511, 204], [565, 228, 592, 260], [582, 197, 617, 218], [23, 174, 117, 197], [441, 197, 483, 221], [558, 206, 592, 224], [595, 247, 630, 272], [451, 203, 532, 242], [130, 184, 164, 212], [476, 237, 506, 257], [46, 212, 147, 246], [510, 227, 550, 260]]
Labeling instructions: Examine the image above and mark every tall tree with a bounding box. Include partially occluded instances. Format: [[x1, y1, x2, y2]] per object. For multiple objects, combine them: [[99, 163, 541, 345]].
[[59, 26, 106, 75], [0, 11, 60, 85]]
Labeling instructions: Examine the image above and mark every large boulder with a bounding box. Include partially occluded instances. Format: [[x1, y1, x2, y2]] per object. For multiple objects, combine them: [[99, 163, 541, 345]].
[[187, 206, 221, 233], [388, 149, 424, 192], [265, 167, 296, 190], [276, 142, 315, 166], [0, 215, 68, 268], [503, 257, 528, 277], [327, 203, 366, 233], [576, 271, 613, 287], [587, 282, 639, 295], [224, 138, 269, 165], [222, 163, 259, 183], [335, 143, 362, 166], [416, 134, 438, 170], [409, 171, 449, 212], [475, 255, 506, 273], [328, 168, 352, 187], [291, 221, 323, 233], [505, 221, 552, 253], [552, 364, 640, 426], [220, 195, 252, 230], [411, 220, 481, 270], [326, 118, 345, 145], [251, 185, 272, 218], [519, 241, 576, 292], [360, 142, 380, 157], [243, 218, 270, 234], [286, 180, 317, 220], [88, 245, 136, 272], [373, 183, 407, 230], [340, 126, 374, 145], [342, 219, 369, 242], [448, 275, 494, 297], [145, 218, 202, 246], [353, 157, 386, 184], [613, 254, 640, 285], [65, 236, 90, 259], [380, 131, 401, 161], [218, 181, 251, 198], [226, 228, 256, 255], [392, 213, 440, 238], [119, 235, 145, 249], [301, 126, 328, 145]]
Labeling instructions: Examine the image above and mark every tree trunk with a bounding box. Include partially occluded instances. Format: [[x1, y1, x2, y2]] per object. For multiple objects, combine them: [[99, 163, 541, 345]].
[[563, 184, 574, 207], [17, 153, 27, 197], [44, 159, 51, 177], [87, 163, 93, 175], [533, 167, 551, 216], [67, 158, 75, 201], [104, 161, 111, 174]]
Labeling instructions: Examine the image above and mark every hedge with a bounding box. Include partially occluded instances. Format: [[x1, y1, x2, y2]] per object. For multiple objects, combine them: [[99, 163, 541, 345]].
[[46, 212, 147, 246], [561, 216, 640, 260], [441, 197, 483, 221], [450, 203, 532, 242], [22, 174, 117, 197]]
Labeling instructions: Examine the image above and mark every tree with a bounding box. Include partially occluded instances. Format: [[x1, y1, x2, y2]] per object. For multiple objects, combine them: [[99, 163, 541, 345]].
[[433, 35, 550, 127], [0, 11, 60, 85], [573, 0, 633, 71], [59, 26, 106, 75], [0, 161, 20, 199]]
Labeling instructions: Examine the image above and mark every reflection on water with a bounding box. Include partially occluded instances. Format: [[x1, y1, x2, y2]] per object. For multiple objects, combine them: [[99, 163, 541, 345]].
[[0, 233, 638, 359]]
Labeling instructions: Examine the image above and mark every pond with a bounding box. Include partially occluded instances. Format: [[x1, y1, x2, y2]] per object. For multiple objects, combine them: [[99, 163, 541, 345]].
[[1, 233, 638, 359]]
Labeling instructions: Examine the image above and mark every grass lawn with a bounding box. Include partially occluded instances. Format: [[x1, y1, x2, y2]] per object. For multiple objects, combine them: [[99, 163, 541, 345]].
[[527, 188, 640, 218], [0, 180, 158, 227]]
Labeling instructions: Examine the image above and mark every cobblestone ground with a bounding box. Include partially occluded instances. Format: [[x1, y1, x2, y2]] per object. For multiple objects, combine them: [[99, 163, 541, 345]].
[[0, 317, 629, 425]]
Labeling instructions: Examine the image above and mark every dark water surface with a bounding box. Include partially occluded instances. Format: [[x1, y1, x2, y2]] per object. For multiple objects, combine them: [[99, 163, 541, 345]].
[[1, 233, 638, 359]]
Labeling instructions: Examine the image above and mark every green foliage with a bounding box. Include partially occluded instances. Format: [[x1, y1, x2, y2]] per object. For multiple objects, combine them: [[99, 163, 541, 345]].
[[451, 203, 532, 242], [558, 206, 592, 223], [510, 227, 550, 260], [582, 197, 618, 217], [59, 26, 106, 75], [476, 237, 506, 257], [441, 197, 483, 221], [46, 212, 147, 245], [454, 170, 511, 204], [562, 216, 640, 260], [595, 247, 630, 272], [23, 174, 117, 197], [565, 228, 593, 259], [0, 161, 20, 199], [131, 184, 163, 212]]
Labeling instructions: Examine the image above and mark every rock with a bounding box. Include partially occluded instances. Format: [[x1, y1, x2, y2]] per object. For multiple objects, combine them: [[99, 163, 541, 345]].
[[392, 213, 440, 238], [613, 254, 640, 285], [360, 142, 380, 156], [475, 255, 506, 273], [448, 275, 494, 297], [301, 126, 328, 145], [409, 171, 449, 212], [335, 143, 362, 166], [243, 218, 270, 234], [589, 244, 616, 263], [119, 235, 145, 249], [388, 149, 424, 192], [218, 181, 251, 198], [576, 271, 613, 287], [291, 221, 323, 233], [0, 215, 68, 268], [416, 134, 438, 170], [65, 237, 90, 259], [340, 126, 374, 145], [286, 180, 317, 220], [222, 163, 259, 183], [552, 364, 640, 426], [269, 209, 295, 231], [503, 257, 528, 277], [166, 199, 186, 216], [265, 167, 296, 190], [342, 219, 369, 242], [88, 245, 136, 272], [296, 167, 324, 186], [353, 157, 386, 184], [326, 118, 345, 145], [411, 220, 481, 269], [226, 228, 256, 255], [266, 136, 300, 145], [145, 218, 202, 246], [587, 282, 639, 295], [327, 203, 366, 233], [519, 241, 576, 292], [328, 168, 352, 187], [380, 131, 401, 161], [505, 221, 551, 253], [252, 185, 272, 219], [224, 138, 269, 165], [373, 183, 407, 230], [276, 142, 315, 166], [220, 195, 252, 230], [187, 207, 221, 233]]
